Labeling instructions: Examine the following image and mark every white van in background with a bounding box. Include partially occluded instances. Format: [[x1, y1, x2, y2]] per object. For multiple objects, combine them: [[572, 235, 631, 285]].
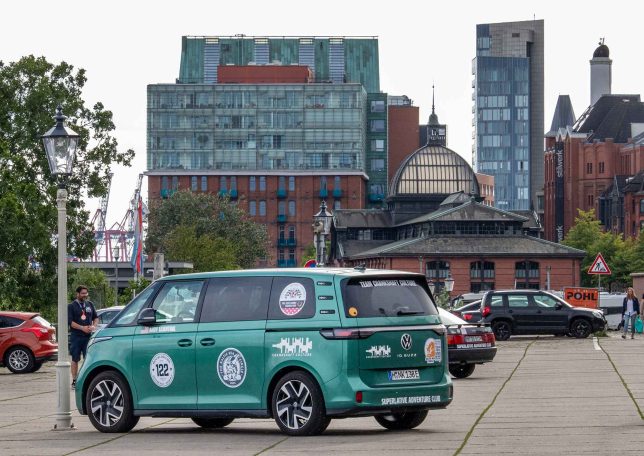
[[598, 293, 625, 330]]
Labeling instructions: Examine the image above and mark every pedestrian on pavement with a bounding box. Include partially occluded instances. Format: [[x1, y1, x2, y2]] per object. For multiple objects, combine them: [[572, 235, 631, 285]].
[[622, 287, 639, 339], [68, 285, 98, 389]]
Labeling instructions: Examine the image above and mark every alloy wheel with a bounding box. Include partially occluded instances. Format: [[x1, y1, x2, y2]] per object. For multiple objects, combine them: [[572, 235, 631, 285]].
[[275, 380, 313, 430], [8, 348, 30, 371], [90, 379, 124, 428]]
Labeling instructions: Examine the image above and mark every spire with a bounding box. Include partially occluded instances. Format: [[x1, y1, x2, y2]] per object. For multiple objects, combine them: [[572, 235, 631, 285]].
[[428, 84, 439, 126], [432, 84, 435, 115]]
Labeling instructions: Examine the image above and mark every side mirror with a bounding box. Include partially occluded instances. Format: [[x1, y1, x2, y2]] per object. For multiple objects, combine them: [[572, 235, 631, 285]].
[[137, 308, 157, 326], [555, 302, 563, 310]]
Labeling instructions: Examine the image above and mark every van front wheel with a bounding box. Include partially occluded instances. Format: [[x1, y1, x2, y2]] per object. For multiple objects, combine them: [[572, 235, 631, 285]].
[[271, 371, 330, 436], [375, 410, 428, 430]]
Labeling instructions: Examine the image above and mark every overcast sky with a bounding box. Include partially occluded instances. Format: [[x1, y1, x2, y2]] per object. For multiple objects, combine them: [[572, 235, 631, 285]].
[[3, 0, 643, 227]]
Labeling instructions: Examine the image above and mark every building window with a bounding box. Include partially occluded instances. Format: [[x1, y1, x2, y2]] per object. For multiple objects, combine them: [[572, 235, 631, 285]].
[[320, 176, 327, 191], [470, 261, 495, 279], [586, 163, 593, 174], [278, 176, 286, 191], [370, 119, 385, 132], [370, 100, 385, 113], [288, 200, 296, 217], [259, 176, 266, 191], [220, 176, 227, 192], [288, 225, 295, 239], [515, 261, 540, 280], [587, 194, 594, 206], [640, 199, 644, 215], [334, 176, 341, 190], [371, 139, 385, 151], [161, 176, 168, 191], [599, 162, 605, 174], [230, 176, 237, 192], [249, 201, 256, 216], [171, 176, 179, 190], [426, 261, 450, 280], [334, 200, 341, 210], [278, 201, 286, 216], [371, 158, 385, 171], [191, 176, 197, 191], [201, 176, 208, 191], [259, 200, 266, 217], [288, 176, 295, 191], [288, 248, 296, 263], [250, 176, 256, 192], [278, 225, 285, 240]]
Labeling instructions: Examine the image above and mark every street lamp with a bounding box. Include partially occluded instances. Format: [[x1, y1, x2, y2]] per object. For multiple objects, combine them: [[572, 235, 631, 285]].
[[313, 200, 333, 267], [42, 105, 79, 431], [444, 274, 455, 293], [112, 245, 120, 306]]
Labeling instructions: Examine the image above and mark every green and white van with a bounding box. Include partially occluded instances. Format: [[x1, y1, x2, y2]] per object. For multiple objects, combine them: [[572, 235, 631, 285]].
[[75, 268, 452, 436]]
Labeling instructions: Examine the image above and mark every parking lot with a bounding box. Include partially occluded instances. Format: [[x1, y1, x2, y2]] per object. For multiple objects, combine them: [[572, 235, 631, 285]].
[[1, 333, 644, 455]]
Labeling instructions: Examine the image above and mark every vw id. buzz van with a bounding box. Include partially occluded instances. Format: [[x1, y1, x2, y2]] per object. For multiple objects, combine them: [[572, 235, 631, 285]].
[[75, 268, 453, 436]]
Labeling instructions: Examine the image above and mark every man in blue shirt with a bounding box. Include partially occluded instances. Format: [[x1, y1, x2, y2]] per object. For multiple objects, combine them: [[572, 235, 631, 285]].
[[68, 285, 98, 389]]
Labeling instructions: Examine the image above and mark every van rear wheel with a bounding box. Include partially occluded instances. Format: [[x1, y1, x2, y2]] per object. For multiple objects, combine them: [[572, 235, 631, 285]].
[[449, 364, 476, 378], [375, 410, 428, 430], [191, 417, 234, 428], [271, 371, 330, 436]]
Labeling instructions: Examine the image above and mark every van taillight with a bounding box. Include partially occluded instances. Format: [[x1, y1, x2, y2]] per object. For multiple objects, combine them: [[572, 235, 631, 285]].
[[320, 328, 368, 339], [482, 306, 491, 317]]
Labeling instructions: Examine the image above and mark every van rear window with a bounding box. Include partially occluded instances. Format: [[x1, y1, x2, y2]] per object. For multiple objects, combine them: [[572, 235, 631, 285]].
[[341, 277, 438, 318]]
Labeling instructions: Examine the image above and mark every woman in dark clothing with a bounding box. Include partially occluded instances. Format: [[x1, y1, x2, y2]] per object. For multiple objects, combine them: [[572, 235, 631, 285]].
[[622, 287, 640, 339]]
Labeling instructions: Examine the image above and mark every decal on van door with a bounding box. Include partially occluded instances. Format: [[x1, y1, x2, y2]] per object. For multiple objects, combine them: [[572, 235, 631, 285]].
[[278, 283, 307, 316], [217, 348, 247, 388], [424, 338, 442, 364], [149, 353, 175, 388]]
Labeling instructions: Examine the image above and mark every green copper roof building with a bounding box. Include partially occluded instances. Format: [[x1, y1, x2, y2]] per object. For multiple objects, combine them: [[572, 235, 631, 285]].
[[178, 36, 380, 93]]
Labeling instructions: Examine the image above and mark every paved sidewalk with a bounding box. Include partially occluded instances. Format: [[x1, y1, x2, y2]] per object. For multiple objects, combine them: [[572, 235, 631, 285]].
[[1, 334, 643, 455]]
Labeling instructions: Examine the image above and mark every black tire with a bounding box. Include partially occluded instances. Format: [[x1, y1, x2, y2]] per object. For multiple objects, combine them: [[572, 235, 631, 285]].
[[374, 410, 428, 430], [449, 364, 476, 378], [191, 417, 234, 429], [85, 370, 139, 433], [492, 321, 512, 341], [32, 361, 44, 372], [570, 318, 592, 339], [4, 346, 35, 374], [271, 371, 330, 436]]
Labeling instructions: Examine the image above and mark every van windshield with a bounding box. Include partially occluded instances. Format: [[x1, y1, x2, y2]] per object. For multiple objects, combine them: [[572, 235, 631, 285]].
[[341, 277, 438, 318]]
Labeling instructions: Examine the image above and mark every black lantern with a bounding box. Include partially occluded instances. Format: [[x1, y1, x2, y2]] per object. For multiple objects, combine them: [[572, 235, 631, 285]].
[[313, 200, 333, 235], [41, 106, 79, 177]]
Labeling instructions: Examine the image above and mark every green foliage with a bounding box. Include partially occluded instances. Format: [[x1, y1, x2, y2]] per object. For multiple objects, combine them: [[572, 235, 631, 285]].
[[147, 191, 268, 269], [68, 267, 115, 310], [0, 56, 133, 314], [300, 243, 316, 266], [118, 277, 151, 306], [562, 208, 633, 289], [434, 290, 451, 309], [165, 225, 239, 272]]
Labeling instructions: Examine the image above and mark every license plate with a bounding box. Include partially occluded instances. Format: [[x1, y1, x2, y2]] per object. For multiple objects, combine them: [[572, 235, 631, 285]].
[[465, 335, 483, 342], [388, 369, 420, 381]]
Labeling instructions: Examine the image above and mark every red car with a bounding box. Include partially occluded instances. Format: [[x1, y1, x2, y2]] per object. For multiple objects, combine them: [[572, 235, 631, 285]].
[[0, 311, 58, 374]]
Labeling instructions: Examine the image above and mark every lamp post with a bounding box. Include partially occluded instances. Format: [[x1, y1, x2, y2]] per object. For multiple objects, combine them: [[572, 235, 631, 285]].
[[42, 105, 79, 431], [113, 245, 120, 306], [313, 201, 333, 267]]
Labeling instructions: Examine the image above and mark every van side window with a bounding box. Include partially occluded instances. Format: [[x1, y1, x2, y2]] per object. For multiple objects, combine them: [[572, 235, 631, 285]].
[[268, 277, 316, 320], [201, 277, 271, 322], [151, 281, 204, 324], [114, 282, 162, 326]]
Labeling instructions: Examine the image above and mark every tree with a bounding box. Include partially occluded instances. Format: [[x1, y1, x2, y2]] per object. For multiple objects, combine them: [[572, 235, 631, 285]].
[[0, 56, 134, 315], [118, 277, 151, 306], [147, 191, 268, 269], [165, 225, 239, 272], [68, 267, 115, 311]]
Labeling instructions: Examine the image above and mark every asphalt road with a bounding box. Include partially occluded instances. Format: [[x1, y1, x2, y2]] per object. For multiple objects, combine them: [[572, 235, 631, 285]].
[[1, 333, 643, 455]]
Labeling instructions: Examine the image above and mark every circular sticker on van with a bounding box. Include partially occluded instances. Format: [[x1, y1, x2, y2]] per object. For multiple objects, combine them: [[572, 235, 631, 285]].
[[217, 348, 246, 388], [279, 283, 307, 316], [348, 307, 358, 317], [149, 353, 175, 388]]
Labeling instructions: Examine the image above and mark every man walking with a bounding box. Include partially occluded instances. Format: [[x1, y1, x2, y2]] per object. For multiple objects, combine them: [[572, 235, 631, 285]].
[[68, 285, 98, 389], [622, 287, 639, 339]]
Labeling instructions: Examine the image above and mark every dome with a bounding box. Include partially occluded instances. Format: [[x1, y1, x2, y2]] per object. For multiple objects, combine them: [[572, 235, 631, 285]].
[[593, 43, 609, 58], [389, 144, 480, 197], [428, 111, 439, 125]]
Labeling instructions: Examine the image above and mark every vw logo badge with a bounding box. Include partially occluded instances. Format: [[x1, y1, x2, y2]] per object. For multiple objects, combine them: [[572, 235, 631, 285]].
[[401, 333, 412, 350]]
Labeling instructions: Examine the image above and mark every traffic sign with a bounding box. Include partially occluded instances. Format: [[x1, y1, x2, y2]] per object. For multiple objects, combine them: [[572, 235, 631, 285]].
[[303, 259, 317, 268], [587, 253, 611, 275]]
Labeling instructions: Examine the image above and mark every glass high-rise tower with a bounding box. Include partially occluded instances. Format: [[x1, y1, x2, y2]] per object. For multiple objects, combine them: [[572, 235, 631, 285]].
[[472, 20, 544, 211]]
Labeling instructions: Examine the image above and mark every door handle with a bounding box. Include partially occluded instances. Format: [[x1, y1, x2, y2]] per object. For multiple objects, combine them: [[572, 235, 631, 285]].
[[177, 339, 193, 347], [200, 338, 216, 346]]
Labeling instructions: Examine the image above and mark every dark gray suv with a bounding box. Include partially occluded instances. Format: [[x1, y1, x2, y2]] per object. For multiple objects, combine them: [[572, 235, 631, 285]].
[[480, 290, 606, 341]]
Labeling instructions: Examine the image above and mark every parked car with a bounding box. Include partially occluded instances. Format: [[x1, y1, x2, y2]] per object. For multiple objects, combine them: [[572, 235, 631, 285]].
[[480, 290, 606, 341], [96, 306, 125, 327], [451, 300, 482, 322], [75, 268, 453, 436], [0, 311, 57, 373], [450, 292, 487, 309], [438, 308, 496, 378]]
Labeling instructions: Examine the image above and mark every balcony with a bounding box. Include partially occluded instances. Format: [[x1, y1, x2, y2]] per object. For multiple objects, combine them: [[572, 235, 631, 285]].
[[278, 238, 297, 247], [277, 188, 287, 198], [277, 214, 287, 223], [277, 259, 297, 268], [369, 193, 385, 202], [333, 188, 342, 198], [319, 188, 328, 198]]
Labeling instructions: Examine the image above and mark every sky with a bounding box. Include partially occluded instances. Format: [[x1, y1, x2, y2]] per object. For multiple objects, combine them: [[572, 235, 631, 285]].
[[2, 0, 643, 228]]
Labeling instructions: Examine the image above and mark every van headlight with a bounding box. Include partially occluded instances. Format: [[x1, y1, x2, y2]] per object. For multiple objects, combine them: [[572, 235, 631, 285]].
[[87, 336, 112, 349], [592, 310, 603, 319]]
